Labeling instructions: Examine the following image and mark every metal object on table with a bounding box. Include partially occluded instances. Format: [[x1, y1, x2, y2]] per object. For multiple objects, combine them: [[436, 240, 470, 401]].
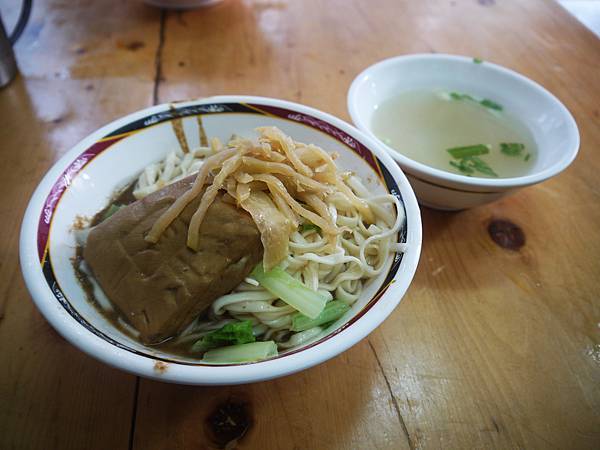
[[0, 0, 33, 88]]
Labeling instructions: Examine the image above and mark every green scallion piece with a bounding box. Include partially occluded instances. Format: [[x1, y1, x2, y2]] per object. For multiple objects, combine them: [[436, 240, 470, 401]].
[[473, 57, 483, 64], [468, 156, 498, 177], [500, 142, 526, 157], [449, 160, 474, 175], [291, 300, 350, 332], [447, 144, 490, 159], [449, 92, 475, 101], [524, 153, 531, 162], [448, 90, 503, 111], [449, 156, 498, 177], [480, 98, 503, 111]]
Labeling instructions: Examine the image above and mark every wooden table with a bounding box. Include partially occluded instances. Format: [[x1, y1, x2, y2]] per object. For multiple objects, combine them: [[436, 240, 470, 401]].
[[1, 0, 598, 448]]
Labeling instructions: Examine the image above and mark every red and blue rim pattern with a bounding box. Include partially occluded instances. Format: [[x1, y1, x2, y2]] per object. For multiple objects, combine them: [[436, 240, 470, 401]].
[[37, 102, 407, 365]]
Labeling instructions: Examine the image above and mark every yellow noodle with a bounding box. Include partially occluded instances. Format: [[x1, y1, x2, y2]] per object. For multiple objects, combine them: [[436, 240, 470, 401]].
[[335, 176, 375, 223], [298, 193, 334, 226]]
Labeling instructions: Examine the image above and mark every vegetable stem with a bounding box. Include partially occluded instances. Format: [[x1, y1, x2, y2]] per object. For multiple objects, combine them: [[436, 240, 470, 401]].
[[202, 341, 278, 363], [251, 263, 327, 319]]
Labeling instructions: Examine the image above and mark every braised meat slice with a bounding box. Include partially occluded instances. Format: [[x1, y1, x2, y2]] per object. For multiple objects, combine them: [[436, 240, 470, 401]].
[[84, 176, 263, 344]]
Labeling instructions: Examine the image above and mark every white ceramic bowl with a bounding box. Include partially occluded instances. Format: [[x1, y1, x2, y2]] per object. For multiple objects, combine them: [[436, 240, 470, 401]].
[[348, 54, 580, 210], [20, 96, 422, 385]]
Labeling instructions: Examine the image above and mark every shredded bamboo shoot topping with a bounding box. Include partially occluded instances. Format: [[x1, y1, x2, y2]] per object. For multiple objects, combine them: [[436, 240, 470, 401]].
[[145, 126, 380, 271]]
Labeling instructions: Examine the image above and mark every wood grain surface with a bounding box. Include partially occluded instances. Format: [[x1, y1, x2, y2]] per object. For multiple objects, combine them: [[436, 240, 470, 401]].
[[0, 0, 598, 449]]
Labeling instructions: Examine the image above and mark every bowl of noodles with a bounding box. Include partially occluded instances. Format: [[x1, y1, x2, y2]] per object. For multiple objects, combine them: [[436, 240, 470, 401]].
[[20, 96, 421, 384]]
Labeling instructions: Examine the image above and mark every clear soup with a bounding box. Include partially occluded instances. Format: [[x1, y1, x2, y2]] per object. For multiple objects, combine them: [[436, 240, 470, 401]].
[[371, 89, 537, 178]]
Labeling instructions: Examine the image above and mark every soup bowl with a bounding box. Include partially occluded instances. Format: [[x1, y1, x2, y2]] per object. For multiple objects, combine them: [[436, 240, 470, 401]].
[[20, 96, 422, 385], [348, 54, 580, 210]]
